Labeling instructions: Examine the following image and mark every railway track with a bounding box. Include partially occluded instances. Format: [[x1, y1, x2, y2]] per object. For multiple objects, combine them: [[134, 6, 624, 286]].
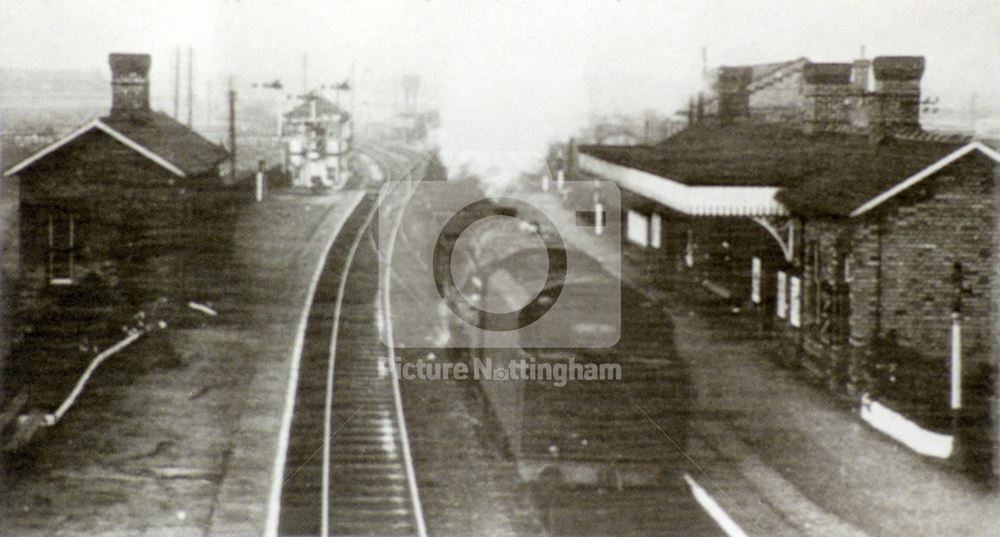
[[276, 148, 429, 537]]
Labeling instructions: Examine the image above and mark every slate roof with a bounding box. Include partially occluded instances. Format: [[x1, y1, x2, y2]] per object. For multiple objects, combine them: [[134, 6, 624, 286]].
[[6, 111, 228, 178], [101, 111, 228, 176], [580, 122, 969, 217], [775, 135, 967, 217]]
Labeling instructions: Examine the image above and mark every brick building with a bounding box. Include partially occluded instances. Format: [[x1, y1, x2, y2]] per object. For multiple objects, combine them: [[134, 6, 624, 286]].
[[776, 133, 1000, 464], [2, 53, 231, 374], [281, 94, 352, 188], [567, 53, 1000, 477]]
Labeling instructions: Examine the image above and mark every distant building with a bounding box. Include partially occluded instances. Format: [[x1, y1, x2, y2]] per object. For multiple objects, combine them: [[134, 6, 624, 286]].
[[282, 95, 351, 188], [3, 53, 229, 337]]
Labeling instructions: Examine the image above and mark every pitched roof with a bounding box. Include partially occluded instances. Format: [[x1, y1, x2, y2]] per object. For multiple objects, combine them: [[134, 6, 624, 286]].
[[581, 122, 854, 187], [100, 112, 228, 175], [770, 135, 965, 217], [579, 121, 996, 217], [831, 140, 1000, 217], [283, 95, 350, 121], [5, 111, 227, 178]]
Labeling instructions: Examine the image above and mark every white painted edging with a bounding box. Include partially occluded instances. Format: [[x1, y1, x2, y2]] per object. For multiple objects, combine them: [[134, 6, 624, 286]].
[[263, 192, 365, 537], [859, 393, 953, 459], [684, 473, 749, 537]]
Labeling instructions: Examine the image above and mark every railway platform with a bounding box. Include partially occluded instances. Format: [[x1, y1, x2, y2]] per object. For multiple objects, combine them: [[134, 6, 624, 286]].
[[522, 184, 1000, 536], [0, 189, 364, 536]]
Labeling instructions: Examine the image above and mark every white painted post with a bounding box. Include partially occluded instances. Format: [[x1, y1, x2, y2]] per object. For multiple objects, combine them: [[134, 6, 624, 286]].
[[256, 160, 265, 202], [556, 168, 565, 191], [776, 271, 787, 319], [951, 312, 962, 410], [789, 276, 801, 327], [751, 257, 761, 304], [594, 201, 604, 236]]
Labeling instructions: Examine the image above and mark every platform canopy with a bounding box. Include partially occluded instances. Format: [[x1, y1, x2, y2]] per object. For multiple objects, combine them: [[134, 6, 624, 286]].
[[578, 122, 981, 218]]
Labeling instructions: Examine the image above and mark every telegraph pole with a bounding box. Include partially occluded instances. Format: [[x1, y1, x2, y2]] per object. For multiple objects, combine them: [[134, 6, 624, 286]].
[[173, 47, 181, 120], [187, 47, 194, 128], [302, 54, 309, 94], [206, 80, 212, 130], [228, 78, 237, 184]]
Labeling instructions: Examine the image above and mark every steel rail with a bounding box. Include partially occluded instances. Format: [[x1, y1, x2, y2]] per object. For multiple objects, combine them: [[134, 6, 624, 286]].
[[318, 145, 430, 537]]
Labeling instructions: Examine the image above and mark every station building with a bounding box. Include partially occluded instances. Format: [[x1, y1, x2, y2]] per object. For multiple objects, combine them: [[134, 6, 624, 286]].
[[3, 53, 231, 354], [281, 95, 352, 188], [567, 54, 1000, 476]]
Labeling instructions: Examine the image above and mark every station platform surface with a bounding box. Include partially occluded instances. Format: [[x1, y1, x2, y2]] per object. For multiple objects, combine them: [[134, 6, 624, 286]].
[[523, 186, 1000, 537], [0, 189, 364, 537]]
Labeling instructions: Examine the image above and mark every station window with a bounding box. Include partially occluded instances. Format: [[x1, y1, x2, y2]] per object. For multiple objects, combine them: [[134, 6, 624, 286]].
[[47, 212, 75, 285]]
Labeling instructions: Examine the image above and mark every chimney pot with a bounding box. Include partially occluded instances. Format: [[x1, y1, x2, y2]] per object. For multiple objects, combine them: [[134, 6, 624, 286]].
[[715, 66, 753, 122], [872, 56, 925, 83], [109, 53, 151, 119]]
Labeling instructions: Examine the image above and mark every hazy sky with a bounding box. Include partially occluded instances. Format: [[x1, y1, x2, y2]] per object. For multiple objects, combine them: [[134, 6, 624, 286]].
[[2, 0, 998, 171]]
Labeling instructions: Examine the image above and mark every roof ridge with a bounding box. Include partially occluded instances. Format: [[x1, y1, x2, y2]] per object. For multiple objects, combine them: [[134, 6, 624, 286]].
[[892, 128, 972, 144], [811, 122, 971, 145], [747, 58, 808, 90]]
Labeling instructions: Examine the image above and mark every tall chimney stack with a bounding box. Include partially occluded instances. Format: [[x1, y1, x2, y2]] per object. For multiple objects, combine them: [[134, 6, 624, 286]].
[[715, 66, 753, 123], [802, 62, 853, 134], [109, 53, 151, 120], [871, 56, 925, 130]]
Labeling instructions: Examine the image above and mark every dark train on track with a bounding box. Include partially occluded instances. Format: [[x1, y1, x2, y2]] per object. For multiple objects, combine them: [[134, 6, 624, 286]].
[[454, 234, 693, 494]]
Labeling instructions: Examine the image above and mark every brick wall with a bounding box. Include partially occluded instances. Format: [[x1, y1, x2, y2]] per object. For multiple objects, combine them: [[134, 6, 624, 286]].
[[14, 129, 241, 341], [875, 154, 996, 368], [750, 70, 804, 109], [847, 221, 881, 346], [750, 69, 805, 123], [0, 175, 18, 375], [796, 153, 998, 400]]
